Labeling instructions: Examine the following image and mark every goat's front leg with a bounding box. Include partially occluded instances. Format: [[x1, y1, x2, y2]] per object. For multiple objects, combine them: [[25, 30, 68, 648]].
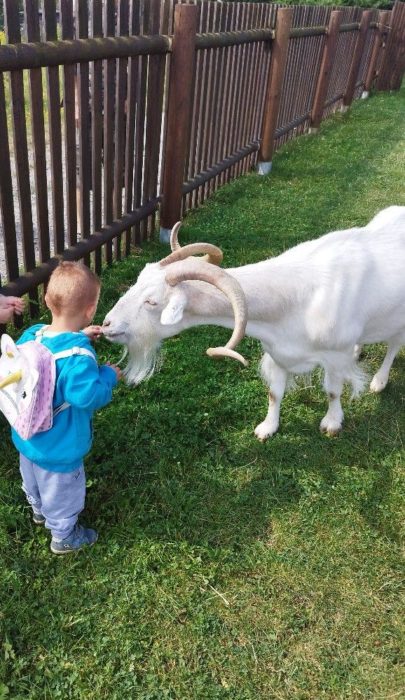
[[320, 370, 344, 436], [255, 354, 288, 441]]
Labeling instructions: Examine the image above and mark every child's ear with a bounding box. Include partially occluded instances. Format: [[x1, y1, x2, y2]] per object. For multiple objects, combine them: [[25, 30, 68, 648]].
[[85, 300, 98, 319]]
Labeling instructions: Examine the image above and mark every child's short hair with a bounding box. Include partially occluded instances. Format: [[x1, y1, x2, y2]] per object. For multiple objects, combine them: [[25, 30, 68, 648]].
[[46, 262, 100, 315]]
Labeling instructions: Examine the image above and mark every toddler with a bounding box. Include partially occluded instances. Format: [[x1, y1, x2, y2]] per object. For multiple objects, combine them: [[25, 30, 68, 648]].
[[12, 262, 120, 554]]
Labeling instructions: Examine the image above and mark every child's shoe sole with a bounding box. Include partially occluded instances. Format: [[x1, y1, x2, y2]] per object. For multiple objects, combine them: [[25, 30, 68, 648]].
[[50, 541, 97, 555]]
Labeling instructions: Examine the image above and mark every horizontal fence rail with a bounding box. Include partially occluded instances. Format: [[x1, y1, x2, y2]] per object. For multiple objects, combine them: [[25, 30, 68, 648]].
[[0, 35, 172, 71], [0, 0, 403, 319]]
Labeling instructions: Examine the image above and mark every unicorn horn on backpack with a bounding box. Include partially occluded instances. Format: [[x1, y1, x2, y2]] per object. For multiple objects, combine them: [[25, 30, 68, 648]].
[[0, 370, 23, 389]]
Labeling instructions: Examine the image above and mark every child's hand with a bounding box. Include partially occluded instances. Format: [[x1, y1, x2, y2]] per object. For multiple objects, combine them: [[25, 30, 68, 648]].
[[0, 295, 25, 323], [106, 362, 122, 381], [82, 325, 103, 341]]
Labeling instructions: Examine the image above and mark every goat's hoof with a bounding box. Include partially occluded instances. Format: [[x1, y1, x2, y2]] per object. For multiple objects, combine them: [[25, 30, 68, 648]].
[[370, 374, 388, 393], [254, 421, 278, 441], [320, 418, 342, 437]]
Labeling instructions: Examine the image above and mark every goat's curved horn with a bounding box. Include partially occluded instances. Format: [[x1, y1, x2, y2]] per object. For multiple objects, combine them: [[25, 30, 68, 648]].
[[165, 259, 248, 366], [161, 222, 223, 267], [161, 243, 223, 268], [170, 221, 182, 252]]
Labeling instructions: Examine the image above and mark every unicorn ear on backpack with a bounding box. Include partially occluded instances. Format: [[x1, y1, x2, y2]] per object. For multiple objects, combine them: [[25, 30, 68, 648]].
[[0, 334, 23, 389]]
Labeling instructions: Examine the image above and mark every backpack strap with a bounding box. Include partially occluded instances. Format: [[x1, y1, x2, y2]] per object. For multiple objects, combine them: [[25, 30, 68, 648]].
[[35, 326, 95, 362], [52, 347, 97, 417], [35, 329, 95, 363], [53, 347, 96, 362], [53, 401, 71, 418], [34, 326, 49, 341]]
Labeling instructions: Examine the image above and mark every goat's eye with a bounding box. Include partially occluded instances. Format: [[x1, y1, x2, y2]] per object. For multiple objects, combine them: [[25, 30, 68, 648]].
[[145, 299, 157, 307]]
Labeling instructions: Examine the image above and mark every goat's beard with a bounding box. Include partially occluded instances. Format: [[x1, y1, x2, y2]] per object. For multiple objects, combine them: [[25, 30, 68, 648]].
[[122, 337, 162, 385]]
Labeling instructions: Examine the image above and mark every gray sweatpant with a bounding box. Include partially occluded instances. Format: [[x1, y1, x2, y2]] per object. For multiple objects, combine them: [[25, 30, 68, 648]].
[[19, 454, 86, 541]]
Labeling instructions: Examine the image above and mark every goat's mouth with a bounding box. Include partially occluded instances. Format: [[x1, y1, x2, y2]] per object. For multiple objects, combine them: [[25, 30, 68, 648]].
[[101, 328, 128, 342]]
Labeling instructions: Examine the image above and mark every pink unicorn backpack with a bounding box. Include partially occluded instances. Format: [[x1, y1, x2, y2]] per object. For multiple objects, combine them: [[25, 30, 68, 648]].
[[0, 328, 95, 440]]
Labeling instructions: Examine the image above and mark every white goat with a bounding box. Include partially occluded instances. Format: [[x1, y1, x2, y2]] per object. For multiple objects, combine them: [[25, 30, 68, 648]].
[[103, 206, 405, 439]]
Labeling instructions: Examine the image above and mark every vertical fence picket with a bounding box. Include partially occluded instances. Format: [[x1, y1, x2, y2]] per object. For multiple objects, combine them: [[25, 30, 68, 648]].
[[0, 74, 19, 285], [103, 0, 115, 263], [142, 0, 165, 239], [133, 0, 148, 244], [216, 0, 234, 189], [90, 0, 104, 274], [139, 0, 151, 240], [239, 2, 257, 176], [43, 0, 65, 257], [199, 2, 215, 204], [124, 0, 140, 255], [60, 0, 77, 249], [25, 0, 50, 265], [113, 0, 130, 260], [184, 0, 202, 212], [206, 1, 223, 198], [75, 0, 91, 266], [194, 0, 208, 199], [4, 0, 38, 316], [221, 1, 238, 187], [232, 2, 247, 181], [239, 3, 257, 175], [211, 1, 229, 193]]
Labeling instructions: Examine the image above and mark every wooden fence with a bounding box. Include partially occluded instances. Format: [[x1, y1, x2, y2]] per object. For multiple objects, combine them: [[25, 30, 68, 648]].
[[0, 0, 403, 320]]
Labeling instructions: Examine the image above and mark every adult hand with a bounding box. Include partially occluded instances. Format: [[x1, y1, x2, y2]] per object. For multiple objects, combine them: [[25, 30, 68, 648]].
[[0, 295, 25, 323]]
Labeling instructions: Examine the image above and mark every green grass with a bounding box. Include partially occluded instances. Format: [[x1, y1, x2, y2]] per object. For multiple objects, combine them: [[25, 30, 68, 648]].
[[1, 88, 404, 699]]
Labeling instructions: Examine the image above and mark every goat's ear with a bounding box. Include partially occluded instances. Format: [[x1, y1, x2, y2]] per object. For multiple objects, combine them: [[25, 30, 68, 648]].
[[160, 290, 186, 326]]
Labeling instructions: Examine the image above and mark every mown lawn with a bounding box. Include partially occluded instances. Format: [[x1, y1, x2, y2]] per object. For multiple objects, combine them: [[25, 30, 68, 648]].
[[1, 87, 404, 699]]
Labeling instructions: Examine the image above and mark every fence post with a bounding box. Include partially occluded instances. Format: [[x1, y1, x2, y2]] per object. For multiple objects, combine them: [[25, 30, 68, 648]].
[[377, 1, 405, 91], [159, 4, 198, 243], [309, 10, 342, 133], [256, 7, 293, 175], [341, 10, 373, 112], [362, 10, 391, 98]]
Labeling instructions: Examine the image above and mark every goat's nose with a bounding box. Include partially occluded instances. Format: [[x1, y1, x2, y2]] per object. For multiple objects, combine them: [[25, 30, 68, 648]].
[[102, 319, 111, 328]]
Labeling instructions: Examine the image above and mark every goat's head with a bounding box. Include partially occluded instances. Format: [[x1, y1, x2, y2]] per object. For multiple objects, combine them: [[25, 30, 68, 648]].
[[102, 223, 248, 384]]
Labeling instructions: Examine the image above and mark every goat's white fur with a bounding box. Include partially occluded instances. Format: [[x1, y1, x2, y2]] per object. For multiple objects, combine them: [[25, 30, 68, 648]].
[[103, 206, 405, 439]]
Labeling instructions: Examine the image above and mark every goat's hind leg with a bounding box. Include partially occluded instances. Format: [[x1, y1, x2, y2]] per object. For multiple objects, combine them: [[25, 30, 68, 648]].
[[370, 335, 404, 393], [321, 369, 345, 436], [255, 354, 288, 441]]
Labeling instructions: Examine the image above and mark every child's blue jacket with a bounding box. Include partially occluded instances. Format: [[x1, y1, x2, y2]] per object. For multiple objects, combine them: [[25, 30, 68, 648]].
[[12, 324, 118, 472]]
